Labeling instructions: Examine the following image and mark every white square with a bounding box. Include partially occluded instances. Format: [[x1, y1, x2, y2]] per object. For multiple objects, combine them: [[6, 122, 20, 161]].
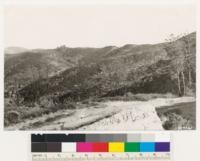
[[62, 143, 76, 152], [155, 133, 171, 142]]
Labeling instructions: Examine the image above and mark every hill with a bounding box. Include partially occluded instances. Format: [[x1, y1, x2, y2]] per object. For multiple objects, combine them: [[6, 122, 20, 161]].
[[17, 33, 196, 103]]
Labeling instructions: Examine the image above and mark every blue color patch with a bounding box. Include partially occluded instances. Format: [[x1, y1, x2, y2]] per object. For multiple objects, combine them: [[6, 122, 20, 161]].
[[140, 142, 155, 152]]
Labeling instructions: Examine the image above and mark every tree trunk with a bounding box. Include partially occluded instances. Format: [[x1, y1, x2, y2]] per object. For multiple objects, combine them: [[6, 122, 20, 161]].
[[181, 71, 186, 95], [177, 71, 181, 96], [188, 69, 192, 87]]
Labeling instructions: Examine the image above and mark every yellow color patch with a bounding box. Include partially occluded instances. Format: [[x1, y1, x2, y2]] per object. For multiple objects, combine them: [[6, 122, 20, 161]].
[[109, 142, 124, 152]]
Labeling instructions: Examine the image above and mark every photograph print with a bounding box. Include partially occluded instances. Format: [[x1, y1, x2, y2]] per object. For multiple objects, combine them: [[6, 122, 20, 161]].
[[4, 3, 196, 130]]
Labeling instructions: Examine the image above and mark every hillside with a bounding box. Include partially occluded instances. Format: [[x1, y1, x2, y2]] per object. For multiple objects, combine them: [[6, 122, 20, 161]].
[[18, 33, 196, 103], [5, 47, 101, 92], [4, 32, 196, 127]]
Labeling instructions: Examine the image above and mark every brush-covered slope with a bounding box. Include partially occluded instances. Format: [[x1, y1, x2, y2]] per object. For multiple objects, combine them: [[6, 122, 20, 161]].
[[4, 47, 109, 92], [15, 33, 195, 104]]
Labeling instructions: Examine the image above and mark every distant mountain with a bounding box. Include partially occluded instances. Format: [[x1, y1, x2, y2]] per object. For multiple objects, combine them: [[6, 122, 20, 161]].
[[5, 46, 29, 54], [5, 32, 196, 105]]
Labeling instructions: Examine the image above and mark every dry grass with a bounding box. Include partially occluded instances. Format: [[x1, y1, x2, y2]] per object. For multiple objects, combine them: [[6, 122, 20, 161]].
[[4, 101, 77, 126], [94, 93, 176, 102]]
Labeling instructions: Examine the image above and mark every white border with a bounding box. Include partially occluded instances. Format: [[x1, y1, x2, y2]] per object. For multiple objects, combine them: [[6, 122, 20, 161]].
[[0, 1, 199, 161]]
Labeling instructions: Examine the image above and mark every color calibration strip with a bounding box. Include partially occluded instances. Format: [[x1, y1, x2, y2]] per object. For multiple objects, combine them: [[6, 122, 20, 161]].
[[32, 133, 170, 153]]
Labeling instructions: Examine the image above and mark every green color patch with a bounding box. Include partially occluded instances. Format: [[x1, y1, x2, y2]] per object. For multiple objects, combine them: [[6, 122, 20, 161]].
[[125, 142, 140, 152]]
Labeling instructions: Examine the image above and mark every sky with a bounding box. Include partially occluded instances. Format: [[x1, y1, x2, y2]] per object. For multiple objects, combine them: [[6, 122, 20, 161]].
[[5, 3, 196, 49]]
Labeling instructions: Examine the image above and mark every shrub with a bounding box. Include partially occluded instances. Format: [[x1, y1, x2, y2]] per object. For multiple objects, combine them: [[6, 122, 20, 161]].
[[4, 119, 9, 127], [161, 112, 193, 130], [5, 110, 20, 124], [65, 102, 76, 109]]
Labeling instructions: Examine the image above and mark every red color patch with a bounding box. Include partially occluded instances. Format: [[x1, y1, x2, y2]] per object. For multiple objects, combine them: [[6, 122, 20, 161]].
[[92, 143, 108, 152]]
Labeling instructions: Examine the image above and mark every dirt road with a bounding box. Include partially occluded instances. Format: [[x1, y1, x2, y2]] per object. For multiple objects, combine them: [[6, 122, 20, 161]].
[[5, 97, 195, 131]]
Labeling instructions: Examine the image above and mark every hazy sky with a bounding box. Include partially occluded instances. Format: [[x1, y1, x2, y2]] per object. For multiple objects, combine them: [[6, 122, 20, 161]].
[[5, 4, 196, 49]]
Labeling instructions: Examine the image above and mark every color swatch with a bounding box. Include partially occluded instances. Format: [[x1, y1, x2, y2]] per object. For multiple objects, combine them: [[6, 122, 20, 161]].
[[125, 142, 140, 152], [109, 142, 124, 152]]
